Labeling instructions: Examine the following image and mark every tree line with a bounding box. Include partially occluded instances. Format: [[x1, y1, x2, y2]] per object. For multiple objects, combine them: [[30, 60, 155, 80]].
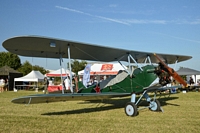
[[0, 52, 87, 76]]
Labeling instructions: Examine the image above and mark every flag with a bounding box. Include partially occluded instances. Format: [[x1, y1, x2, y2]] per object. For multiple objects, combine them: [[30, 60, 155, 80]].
[[83, 64, 91, 88]]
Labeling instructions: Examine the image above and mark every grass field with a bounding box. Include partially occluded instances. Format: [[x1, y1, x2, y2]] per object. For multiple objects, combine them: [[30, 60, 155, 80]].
[[0, 90, 200, 133]]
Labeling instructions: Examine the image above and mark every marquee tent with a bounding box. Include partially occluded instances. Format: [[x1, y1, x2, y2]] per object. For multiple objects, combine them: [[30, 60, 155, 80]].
[[14, 70, 45, 82], [176, 67, 200, 75], [46, 68, 74, 77], [78, 63, 127, 75], [176, 67, 200, 84], [14, 70, 45, 91]]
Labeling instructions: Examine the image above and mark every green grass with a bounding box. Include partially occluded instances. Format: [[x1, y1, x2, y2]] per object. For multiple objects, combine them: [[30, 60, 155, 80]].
[[0, 90, 200, 133]]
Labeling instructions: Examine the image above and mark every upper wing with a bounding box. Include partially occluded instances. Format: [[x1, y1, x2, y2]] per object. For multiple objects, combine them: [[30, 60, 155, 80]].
[[11, 93, 131, 104], [3, 36, 192, 64]]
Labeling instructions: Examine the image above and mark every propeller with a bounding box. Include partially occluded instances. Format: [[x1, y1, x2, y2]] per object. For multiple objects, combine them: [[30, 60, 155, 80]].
[[154, 53, 187, 87]]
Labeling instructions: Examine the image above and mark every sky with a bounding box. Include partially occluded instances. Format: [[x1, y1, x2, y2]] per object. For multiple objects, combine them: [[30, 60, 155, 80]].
[[0, 0, 200, 71]]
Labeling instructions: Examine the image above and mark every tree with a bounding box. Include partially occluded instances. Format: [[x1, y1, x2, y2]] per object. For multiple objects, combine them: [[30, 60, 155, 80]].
[[17, 61, 48, 76], [68, 60, 87, 74], [33, 65, 49, 75], [0, 52, 21, 69]]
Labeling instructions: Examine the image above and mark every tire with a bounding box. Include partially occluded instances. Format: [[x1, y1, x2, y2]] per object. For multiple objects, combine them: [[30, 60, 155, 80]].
[[149, 99, 161, 111], [125, 102, 138, 117]]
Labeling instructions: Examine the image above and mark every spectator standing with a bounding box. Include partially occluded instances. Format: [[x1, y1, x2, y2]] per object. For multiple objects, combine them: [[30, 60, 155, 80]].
[[44, 77, 49, 94], [0, 78, 5, 92], [4, 78, 9, 91], [0, 78, 3, 92], [63, 76, 70, 90], [189, 77, 194, 85]]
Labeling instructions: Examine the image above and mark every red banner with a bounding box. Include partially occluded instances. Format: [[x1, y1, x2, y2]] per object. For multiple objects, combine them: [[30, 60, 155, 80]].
[[101, 64, 113, 70]]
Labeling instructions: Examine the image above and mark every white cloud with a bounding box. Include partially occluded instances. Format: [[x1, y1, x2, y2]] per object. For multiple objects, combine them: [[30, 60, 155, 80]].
[[169, 35, 200, 43], [56, 6, 91, 16], [155, 32, 200, 44], [95, 16, 130, 25], [56, 6, 130, 26], [188, 19, 200, 25], [55, 6, 200, 26], [124, 19, 167, 24], [170, 19, 200, 25]]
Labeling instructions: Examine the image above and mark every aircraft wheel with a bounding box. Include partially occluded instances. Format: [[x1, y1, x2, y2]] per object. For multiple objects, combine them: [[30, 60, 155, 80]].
[[125, 102, 138, 117], [149, 99, 161, 111]]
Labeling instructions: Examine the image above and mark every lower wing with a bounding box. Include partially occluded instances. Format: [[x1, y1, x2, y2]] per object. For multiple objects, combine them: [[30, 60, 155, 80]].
[[11, 85, 182, 104], [11, 93, 131, 104]]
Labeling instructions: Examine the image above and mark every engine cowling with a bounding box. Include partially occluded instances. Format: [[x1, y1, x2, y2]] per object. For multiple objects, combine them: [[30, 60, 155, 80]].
[[154, 63, 171, 86]]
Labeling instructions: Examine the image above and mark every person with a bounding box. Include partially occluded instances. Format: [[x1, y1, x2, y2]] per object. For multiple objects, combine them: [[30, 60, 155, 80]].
[[87, 79, 93, 87], [189, 77, 194, 85], [188, 77, 195, 91], [63, 76, 70, 91], [4, 78, 9, 91], [44, 77, 49, 94], [0, 78, 5, 92], [0, 77, 3, 93], [74, 76, 78, 92], [171, 80, 176, 86], [93, 77, 98, 86], [170, 80, 177, 93]]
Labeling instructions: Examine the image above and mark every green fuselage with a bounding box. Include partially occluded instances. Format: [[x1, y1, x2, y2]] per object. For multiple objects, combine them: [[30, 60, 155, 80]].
[[78, 65, 157, 94]]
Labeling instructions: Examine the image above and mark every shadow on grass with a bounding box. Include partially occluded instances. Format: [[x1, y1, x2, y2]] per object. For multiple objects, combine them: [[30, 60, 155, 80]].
[[42, 95, 180, 116], [42, 98, 129, 116], [158, 96, 180, 106]]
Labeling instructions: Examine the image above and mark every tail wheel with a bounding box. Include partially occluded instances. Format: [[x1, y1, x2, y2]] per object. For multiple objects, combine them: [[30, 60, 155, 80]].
[[149, 99, 161, 111], [125, 102, 138, 117]]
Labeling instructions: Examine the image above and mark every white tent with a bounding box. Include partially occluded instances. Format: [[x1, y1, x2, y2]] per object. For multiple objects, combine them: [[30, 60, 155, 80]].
[[176, 67, 200, 75], [14, 70, 45, 91], [78, 63, 127, 75], [14, 70, 45, 82], [46, 68, 74, 77], [176, 67, 200, 84]]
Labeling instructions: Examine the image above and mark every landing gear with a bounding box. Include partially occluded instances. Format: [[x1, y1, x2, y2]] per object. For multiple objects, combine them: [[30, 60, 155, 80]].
[[125, 102, 138, 117], [149, 99, 161, 111], [124, 90, 163, 117]]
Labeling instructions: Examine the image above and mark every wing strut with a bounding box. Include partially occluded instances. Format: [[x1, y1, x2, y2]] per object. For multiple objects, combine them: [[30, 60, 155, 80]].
[[117, 54, 130, 74], [144, 56, 152, 64], [118, 61, 130, 75], [59, 54, 64, 94], [129, 54, 143, 71], [128, 54, 134, 76], [68, 44, 73, 93], [118, 53, 146, 76], [128, 55, 131, 73], [118, 53, 145, 76], [173, 60, 178, 70]]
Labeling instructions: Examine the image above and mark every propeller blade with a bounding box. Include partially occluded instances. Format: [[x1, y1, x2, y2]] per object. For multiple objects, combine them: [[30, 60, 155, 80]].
[[154, 53, 187, 87]]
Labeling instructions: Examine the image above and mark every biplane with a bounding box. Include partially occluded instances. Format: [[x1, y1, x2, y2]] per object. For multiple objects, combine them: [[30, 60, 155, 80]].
[[2, 36, 192, 117]]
